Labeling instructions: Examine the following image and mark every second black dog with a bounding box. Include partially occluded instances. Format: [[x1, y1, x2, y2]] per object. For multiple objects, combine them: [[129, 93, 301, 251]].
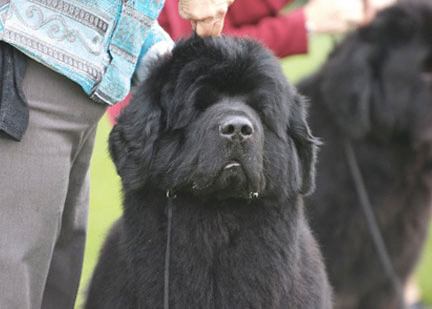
[[300, 1, 432, 308]]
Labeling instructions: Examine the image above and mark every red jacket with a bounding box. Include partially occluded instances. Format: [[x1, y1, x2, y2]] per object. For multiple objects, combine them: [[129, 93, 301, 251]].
[[158, 0, 308, 58]]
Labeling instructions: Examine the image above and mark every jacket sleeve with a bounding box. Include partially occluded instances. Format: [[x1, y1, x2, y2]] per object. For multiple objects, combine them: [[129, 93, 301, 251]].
[[222, 8, 308, 58], [133, 22, 174, 89]]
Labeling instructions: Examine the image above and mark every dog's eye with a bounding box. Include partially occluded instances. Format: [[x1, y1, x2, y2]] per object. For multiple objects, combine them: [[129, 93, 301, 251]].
[[423, 54, 432, 73], [195, 99, 213, 111], [195, 87, 220, 111], [422, 54, 432, 82]]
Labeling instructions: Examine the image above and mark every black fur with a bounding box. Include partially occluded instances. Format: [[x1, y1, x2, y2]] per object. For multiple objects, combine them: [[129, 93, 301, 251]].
[[85, 36, 332, 308], [299, 1, 432, 308]]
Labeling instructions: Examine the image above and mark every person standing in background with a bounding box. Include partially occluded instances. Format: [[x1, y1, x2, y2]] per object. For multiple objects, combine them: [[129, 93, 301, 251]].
[[0, 1, 234, 308], [107, 0, 396, 124], [160, 0, 396, 58]]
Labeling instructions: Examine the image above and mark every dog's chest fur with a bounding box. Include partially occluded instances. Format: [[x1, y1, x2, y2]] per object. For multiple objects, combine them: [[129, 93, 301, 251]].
[[116, 191, 322, 308]]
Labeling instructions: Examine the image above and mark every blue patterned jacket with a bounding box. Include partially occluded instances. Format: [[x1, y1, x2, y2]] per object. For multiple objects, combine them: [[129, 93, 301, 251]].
[[0, 0, 172, 104]]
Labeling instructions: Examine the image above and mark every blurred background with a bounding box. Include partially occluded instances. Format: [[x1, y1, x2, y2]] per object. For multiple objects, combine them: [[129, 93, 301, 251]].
[[74, 1, 432, 307]]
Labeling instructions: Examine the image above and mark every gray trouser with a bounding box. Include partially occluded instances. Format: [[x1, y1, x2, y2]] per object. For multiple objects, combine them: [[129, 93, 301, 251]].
[[0, 58, 106, 308]]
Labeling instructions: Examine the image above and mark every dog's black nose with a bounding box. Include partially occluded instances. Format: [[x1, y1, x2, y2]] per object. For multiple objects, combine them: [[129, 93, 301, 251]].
[[219, 116, 254, 142]]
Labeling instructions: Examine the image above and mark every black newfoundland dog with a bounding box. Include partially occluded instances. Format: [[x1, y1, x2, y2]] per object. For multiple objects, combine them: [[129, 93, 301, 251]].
[[299, 1, 432, 308], [85, 36, 332, 308]]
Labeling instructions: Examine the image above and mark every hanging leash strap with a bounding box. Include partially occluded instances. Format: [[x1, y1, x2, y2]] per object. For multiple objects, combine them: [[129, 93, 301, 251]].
[[344, 140, 406, 309], [164, 191, 175, 309]]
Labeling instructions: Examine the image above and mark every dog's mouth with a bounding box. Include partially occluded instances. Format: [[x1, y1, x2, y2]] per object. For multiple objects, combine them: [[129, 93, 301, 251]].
[[220, 159, 247, 179], [188, 157, 264, 200], [224, 160, 241, 170]]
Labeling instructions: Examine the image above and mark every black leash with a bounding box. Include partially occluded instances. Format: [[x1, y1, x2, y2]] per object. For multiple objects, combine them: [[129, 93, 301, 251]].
[[344, 140, 406, 309], [164, 191, 176, 309]]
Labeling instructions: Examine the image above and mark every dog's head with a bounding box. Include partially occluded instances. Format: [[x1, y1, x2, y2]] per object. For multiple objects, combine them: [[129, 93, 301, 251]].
[[301, 0, 432, 143], [110, 36, 319, 200]]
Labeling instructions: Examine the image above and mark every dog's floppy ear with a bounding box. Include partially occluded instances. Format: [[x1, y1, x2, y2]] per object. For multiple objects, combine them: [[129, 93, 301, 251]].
[[320, 39, 374, 139], [109, 87, 162, 192], [289, 93, 320, 195]]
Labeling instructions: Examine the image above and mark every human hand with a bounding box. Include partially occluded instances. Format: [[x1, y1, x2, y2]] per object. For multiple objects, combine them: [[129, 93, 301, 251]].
[[178, 0, 234, 37], [304, 0, 365, 34]]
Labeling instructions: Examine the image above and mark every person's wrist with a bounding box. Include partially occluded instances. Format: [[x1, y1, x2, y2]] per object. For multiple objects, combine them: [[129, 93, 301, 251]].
[[305, 20, 316, 36], [304, 2, 319, 35]]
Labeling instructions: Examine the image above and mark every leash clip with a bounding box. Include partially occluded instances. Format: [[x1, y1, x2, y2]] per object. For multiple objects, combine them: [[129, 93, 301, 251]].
[[166, 190, 177, 199]]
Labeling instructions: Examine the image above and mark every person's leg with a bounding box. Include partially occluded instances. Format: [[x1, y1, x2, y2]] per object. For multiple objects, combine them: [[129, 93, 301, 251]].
[[40, 122, 99, 309], [40, 124, 99, 309], [0, 58, 105, 309]]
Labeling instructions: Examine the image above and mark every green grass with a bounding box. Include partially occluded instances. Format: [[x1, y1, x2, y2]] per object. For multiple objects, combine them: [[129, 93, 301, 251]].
[[75, 35, 432, 308], [75, 117, 122, 308], [417, 226, 432, 305]]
